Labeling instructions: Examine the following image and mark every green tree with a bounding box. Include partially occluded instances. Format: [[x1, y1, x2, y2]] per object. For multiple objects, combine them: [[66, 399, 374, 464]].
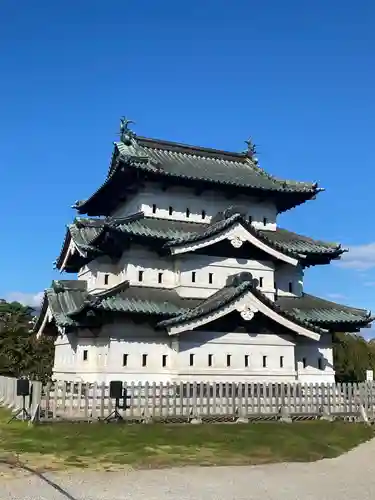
[[0, 300, 54, 383], [333, 332, 375, 383]]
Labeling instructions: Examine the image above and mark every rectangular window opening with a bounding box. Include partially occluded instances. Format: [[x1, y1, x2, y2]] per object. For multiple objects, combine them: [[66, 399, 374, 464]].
[[169, 206, 173, 216], [302, 357, 307, 369], [123, 354, 128, 367], [191, 271, 196, 283], [244, 355, 249, 368], [186, 208, 190, 218], [162, 354, 168, 367], [104, 274, 109, 285], [189, 353, 194, 366], [158, 272, 163, 284], [288, 282, 293, 293], [259, 277, 263, 287], [262, 355, 267, 368], [263, 217, 268, 226], [227, 354, 231, 367], [318, 357, 323, 370], [138, 270, 144, 282], [142, 354, 148, 367], [208, 272, 213, 284], [201, 210, 206, 220], [208, 354, 213, 367], [83, 349, 88, 361], [152, 204, 157, 214], [280, 356, 284, 368]]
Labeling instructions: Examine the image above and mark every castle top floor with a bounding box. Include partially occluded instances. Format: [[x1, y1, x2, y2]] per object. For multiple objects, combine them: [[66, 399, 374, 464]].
[[73, 119, 322, 218]]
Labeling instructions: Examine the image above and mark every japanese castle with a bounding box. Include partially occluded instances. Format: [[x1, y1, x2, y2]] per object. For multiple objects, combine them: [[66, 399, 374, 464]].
[[35, 118, 373, 384]]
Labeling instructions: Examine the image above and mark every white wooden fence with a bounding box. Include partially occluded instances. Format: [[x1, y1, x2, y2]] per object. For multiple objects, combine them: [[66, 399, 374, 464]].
[[1, 376, 375, 423]]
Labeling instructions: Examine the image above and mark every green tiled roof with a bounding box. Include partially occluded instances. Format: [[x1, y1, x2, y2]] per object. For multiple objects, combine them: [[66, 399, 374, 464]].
[[35, 277, 373, 335], [74, 134, 322, 215], [69, 219, 105, 247], [276, 294, 373, 326], [74, 282, 198, 317], [158, 273, 324, 334], [158, 276, 255, 328], [33, 281, 89, 332], [114, 137, 317, 193], [163, 213, 343, 260], [56, 212, 344, 271]]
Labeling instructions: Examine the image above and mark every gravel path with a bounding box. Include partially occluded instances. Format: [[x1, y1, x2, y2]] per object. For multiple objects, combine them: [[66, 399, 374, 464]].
[[2, 438, 375, 500]]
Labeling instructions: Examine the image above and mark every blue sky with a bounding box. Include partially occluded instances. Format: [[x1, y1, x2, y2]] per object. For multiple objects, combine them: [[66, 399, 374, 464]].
[[0, 0, 374, 332]]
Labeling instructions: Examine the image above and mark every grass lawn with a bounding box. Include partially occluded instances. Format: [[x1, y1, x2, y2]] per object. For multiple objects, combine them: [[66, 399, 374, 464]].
[[0, 408, 373, 471]]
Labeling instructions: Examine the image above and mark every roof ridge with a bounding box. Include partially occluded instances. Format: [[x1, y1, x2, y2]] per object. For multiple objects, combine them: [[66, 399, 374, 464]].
[[136, 135, 249, 161], [92, 280, 130, 300]]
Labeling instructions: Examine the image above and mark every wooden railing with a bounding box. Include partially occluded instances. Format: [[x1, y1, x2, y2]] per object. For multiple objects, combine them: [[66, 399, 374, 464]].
[[39, 380, 375, 423], [1, 377, 375, 423]]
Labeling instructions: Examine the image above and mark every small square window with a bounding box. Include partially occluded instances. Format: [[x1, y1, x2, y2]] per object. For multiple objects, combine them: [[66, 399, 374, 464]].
[[189, 353, 194, 366], [162, 354, 168, 367], [186, 208, 190, 218], [208, 354, 213, 367], [201, 210, 206, 220], [302, 357, 307, 368], [226, 354, 231, 367], [288, 282, 293, 293], [259, 277, 263, 287], [104, 274, 109, 285], [280, 356, 284, 368], [142, 354, 148, 367], [83, 349, 88, 361], [263, 217, 268, 226], [262, 355, 267, 368], [244, 355, 249, 367], [138, 270, 144, 282], [152, 204, 157, 214], [123, 354, 128, 367], [158, 272, 163, 284], [209, 272, 213, 284], [169, 206, 173, 216], [191, 271, 196, 283]]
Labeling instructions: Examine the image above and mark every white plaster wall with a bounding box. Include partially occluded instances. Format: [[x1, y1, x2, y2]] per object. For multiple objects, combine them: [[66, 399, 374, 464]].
[[77, 247, 277, 300], [121, 247, 177, 288], [111, 184, 277, 230], [52, 321, 334, 384], [295, 336, 335, 383], [78, 258, 122, 293], [54, 322, 177, 384], [177, 254, 275, 299], [177, 330, 297, 382], [53, 333, 78, 380], [274, 264, 303, 297]]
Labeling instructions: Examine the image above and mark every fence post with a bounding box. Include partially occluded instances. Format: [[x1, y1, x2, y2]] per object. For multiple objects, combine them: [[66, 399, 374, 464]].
[[278, 405, 292, 423], [29, 381, 43, 424], [0, 376, 5, 403]]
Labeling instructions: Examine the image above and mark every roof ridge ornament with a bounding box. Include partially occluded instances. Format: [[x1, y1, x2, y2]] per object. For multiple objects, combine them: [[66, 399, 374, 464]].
[[119, 116, 135, 145], [244, 137, 259, 165]]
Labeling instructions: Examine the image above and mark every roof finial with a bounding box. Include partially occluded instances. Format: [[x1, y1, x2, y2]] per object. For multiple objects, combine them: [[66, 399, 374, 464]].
[[119, 116, 135, 144], [244, 137, 258, 164]]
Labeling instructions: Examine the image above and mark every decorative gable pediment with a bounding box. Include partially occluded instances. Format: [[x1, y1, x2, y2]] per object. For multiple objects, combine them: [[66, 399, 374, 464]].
[[169, 222, 299, 266]]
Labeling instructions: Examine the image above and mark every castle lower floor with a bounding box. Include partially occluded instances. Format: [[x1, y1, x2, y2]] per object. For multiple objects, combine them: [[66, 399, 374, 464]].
[[52, 321, 335, 384]]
